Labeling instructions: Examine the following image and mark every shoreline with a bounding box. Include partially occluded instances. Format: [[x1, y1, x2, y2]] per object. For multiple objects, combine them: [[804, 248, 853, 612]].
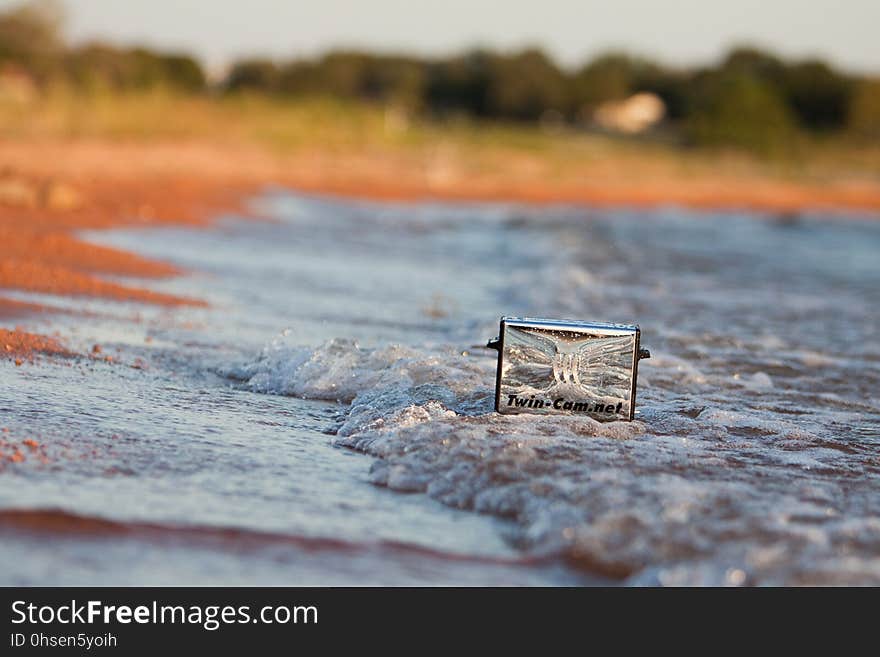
[[1, 137, 878, 359], [288, 176, 880, 216], [4, 138, 880, 214]]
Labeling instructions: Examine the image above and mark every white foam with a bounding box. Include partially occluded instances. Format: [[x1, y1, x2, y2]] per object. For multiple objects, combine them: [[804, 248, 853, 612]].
[[218, 202, 880, 585], [225, 323, 880, 584]]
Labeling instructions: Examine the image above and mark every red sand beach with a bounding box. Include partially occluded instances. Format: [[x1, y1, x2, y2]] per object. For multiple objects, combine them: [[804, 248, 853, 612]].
[[1, 138, 879, 360]]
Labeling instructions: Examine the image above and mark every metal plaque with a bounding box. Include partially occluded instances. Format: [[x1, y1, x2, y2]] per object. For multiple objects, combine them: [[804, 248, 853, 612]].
[[488, 317, 649, 421]]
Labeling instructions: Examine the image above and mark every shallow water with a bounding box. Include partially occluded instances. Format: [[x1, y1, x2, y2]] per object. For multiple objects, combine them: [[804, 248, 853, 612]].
[[1, 191, 878, 585]]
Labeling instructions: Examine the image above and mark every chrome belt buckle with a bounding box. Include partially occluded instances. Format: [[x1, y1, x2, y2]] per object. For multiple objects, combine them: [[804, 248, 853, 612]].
[[487, 317, 650, 421]]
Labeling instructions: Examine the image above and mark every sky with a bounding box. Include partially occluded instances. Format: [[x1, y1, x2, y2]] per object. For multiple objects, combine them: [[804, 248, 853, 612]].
[[5, 0, 879, 74]]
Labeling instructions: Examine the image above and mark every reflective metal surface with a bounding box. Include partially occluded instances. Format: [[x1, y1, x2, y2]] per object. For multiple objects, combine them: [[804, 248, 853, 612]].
[[492, 317, 643, 420]]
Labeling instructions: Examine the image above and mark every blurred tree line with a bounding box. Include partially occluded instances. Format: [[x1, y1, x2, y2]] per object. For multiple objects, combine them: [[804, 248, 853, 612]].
[[1, 0, 878, 151], [0, 0, 204, 91]]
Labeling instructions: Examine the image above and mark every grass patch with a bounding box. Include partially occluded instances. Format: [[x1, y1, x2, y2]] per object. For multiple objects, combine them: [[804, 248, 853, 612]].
[[1, 90, 878, 185]]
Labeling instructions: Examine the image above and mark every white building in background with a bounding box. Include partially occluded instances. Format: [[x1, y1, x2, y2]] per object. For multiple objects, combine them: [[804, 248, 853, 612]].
[[593, 92, 666, 134]]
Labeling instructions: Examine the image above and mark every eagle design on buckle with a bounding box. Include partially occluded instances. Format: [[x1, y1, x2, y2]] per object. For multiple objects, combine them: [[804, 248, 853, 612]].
[[487, 317, 650, 421]]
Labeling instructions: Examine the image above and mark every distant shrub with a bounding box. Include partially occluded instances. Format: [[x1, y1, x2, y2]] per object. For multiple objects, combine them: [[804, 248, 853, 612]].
[[686, 72, 798, 153], [721, 47, 788, 83], [232, 52, 426, 111], [425, 51, 492, 117], [484, 49, 569, 121], [632, 68, 691, 121], [427, 48, 570, 121], [780, 60, 853, 131], [157, 53, 205, 92], [719, 47, 852, 131], [571, 53, 642, 110], [848, 79, 880, 139], [0, 0, 64, 81], [0, 1, 204, 92], [66, 44, 205, 92], [226, 59, 281, 93], [567, 52, 694, 124]]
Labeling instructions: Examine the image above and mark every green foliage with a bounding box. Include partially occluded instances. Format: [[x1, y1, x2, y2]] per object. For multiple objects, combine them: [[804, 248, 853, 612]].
[[781, 60, 853, 131], [570, 52, 695, 121], [571, 53, 640, 108], [686, 72, 798, 153], [0, 0, 64, 80], [254, 52, 427, 110], [425, 50, 493, 117], [1, 0, 204, 91], [721, 47, 787, 81], [157, 53, 205, 92], [849, 79, 880, 139], [629, 66, 691, 121], [484, 49, 569, 121], [65, 44, 205, 92], [225, 59, 280, 92], [1, 1, 876, 153], [719, 47, 853, 131]]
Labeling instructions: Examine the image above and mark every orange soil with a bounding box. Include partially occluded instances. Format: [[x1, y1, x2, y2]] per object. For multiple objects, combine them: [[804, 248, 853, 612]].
[[0, 260, 199, 305], [293, 176, 880, 213], [1, 137, 879, 359], [0, 327, 71, 360], [0, 141, 259, 359], [0, 175, 243, 306], [4, 139, 880, 216]]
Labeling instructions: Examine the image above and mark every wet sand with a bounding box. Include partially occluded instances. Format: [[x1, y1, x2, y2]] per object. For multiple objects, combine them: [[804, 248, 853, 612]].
[[0, 142, 256, 357], [1, 137, 879, 359]]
